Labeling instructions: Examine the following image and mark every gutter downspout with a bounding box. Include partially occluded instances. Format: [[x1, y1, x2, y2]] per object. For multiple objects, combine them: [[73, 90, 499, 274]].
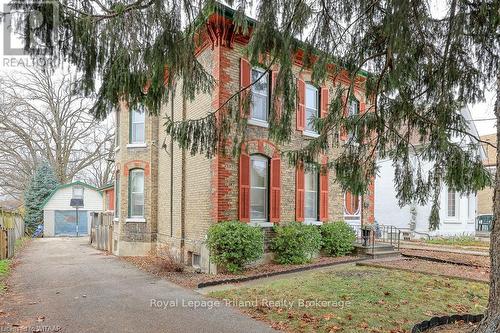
[[170, 90, 174, 238], [180, 94, 186, 264]]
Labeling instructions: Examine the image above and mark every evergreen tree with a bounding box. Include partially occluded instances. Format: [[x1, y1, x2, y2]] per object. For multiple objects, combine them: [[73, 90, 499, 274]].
[[24, 163, 59, 232], [7, 1, 500, 331]]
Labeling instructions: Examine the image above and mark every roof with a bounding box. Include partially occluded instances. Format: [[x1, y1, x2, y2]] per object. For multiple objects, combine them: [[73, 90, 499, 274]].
[[98, 183, 114, 191], [41, 181, 101, 210], [202, 2, 370, 78]]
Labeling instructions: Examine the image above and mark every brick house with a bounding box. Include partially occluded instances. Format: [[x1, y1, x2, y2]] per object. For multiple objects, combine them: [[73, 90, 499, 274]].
[[111, 3, 374, 272]]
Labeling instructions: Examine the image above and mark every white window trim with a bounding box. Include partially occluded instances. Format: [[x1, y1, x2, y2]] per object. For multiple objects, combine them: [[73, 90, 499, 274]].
[[113, 218, 120, 222], [304, 167, 319, 221], [247, 118, 269, 128], [127, 143, 148, 149], [130, 108, 146, 144], [444, 187, 459, 223], [304, 220, 322, 226], [249, 221, 274, 227], [126, 217, 146, 223], [250, 154, 269, 222], [251, 67, 269, 123], [303, 130, 320, 138], [304, 83, 319, 134]]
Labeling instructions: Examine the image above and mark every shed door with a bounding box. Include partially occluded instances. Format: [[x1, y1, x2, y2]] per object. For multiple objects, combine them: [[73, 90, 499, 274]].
[[54, 210, 88, 236]]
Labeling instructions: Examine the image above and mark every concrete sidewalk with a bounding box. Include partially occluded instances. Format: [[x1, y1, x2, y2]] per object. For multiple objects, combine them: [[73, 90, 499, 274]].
[[0, 238, 277, 333]]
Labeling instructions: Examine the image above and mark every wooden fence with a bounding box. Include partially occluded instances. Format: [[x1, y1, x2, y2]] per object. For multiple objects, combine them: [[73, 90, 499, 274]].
[[0, 209, 25, 259], [90, 212, 113, 252]]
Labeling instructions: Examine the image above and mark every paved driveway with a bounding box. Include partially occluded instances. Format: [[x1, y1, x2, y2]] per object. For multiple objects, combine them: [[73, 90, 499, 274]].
[[0, 238, 276, 333]]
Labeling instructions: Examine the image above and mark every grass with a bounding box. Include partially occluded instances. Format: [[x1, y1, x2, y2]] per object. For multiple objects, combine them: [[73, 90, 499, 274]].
[[14, 237, 30, 252], [424, 235, 489, 248], [209, 266, 489, 333], [0, 259, 10, 293]]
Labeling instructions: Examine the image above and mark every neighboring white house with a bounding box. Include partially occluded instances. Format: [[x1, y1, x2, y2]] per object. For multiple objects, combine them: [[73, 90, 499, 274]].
[[375, 107, 485, 237], [42, 181, 102, 237]]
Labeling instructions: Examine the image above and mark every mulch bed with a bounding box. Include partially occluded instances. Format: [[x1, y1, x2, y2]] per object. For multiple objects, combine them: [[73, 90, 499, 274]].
[[401, 249, 490, 268], [359, 258, 490, 282], [122, 255, 361, 289]]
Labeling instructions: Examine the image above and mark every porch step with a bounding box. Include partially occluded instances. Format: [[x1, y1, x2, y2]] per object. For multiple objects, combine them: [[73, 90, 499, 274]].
[[353, 243, 400, 259], [354, 243, 396, 255], [366, 250, 401, 259]]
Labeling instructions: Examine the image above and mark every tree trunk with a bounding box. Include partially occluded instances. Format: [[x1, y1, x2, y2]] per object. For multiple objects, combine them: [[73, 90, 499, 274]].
[[475, 74, 500, 333]]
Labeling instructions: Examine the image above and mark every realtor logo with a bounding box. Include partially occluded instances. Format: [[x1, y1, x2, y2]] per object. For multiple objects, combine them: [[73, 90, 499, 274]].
[[2, 1, 59, 56]]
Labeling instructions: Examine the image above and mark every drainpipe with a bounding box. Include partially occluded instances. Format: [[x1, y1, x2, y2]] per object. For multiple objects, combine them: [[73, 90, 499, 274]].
[[170, 90, 174, 238], [180, 94, 186, 264]]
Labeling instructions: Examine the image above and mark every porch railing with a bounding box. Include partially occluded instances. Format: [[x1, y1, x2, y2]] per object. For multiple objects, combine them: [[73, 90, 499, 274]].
[[349, 223, 402, 252]]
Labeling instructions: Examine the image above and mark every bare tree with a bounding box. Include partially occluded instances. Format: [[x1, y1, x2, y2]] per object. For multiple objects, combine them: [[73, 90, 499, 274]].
[[0, 66, 114, 199]]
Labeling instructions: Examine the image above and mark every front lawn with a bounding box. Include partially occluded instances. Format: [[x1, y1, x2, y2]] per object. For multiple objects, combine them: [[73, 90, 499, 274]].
[[209, 266, 488, 333], [0, 259, 10, 293], [424, 236, 489, 248]]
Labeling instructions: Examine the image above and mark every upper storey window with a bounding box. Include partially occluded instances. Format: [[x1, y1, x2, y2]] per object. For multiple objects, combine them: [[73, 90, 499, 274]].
[[251, 68, 269, 123], [130, 107, 145, 144]]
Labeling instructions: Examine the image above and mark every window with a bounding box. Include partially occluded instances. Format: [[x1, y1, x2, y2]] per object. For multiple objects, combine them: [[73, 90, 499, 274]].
[[305, 84, 319, 132], [72, 185, 84, 199], [130, 107, 145, 144], [468, 194, 475, 220], [304, 167, 319, 220], [250, 155, 269, 221], [447, 188, 457, 217], [129, 169, 144, 217], [348, 99, 359, 139], [114, 175, 120, 218], [251, 68, 269, 122]]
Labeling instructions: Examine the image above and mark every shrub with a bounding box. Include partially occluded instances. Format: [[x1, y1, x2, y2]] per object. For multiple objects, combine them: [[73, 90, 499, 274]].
[[271, 222, 322, 265], [321, 221, 356, 256], [206, 221, 264, 273]]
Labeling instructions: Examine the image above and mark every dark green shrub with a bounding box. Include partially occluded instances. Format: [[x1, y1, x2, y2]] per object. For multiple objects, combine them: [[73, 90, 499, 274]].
[[321, 221, 356, 256], [271, 222, 322, 265], [206, 221, 264, 273]]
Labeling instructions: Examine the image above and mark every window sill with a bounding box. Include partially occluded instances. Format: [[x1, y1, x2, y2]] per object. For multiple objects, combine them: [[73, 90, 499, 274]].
[[113, 218, 120, 222], [443, 219, 461, 224], [304, 220, 323, 226], [250, 221, 274, 227], [126, 217, 146, 223], [303, 130, 320, 138], [247, 118, 269, 128], [127, 143, 147, 149]]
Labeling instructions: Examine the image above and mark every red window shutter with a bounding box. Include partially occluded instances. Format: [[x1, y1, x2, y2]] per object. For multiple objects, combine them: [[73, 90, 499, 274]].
[[360, 102, 366, 114], [240, 58, 252, 117], [239, 151, 251, 222], [295, 163, 305, 222], [296, 79, 305, 131], [320, 87, 329, 118], [319, 157, 329, 221], [340, 95, 348, 141], [270, 154, 281, 223], [271, 70, 281, 119]]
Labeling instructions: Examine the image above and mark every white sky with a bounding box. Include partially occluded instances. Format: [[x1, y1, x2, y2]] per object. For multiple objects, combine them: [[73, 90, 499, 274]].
[[0, 0, 496, 136]]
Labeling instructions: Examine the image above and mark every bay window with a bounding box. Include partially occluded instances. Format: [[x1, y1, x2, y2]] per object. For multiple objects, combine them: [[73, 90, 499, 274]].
[[129, 169, 145, 218], [130, 107, 145, 144]]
